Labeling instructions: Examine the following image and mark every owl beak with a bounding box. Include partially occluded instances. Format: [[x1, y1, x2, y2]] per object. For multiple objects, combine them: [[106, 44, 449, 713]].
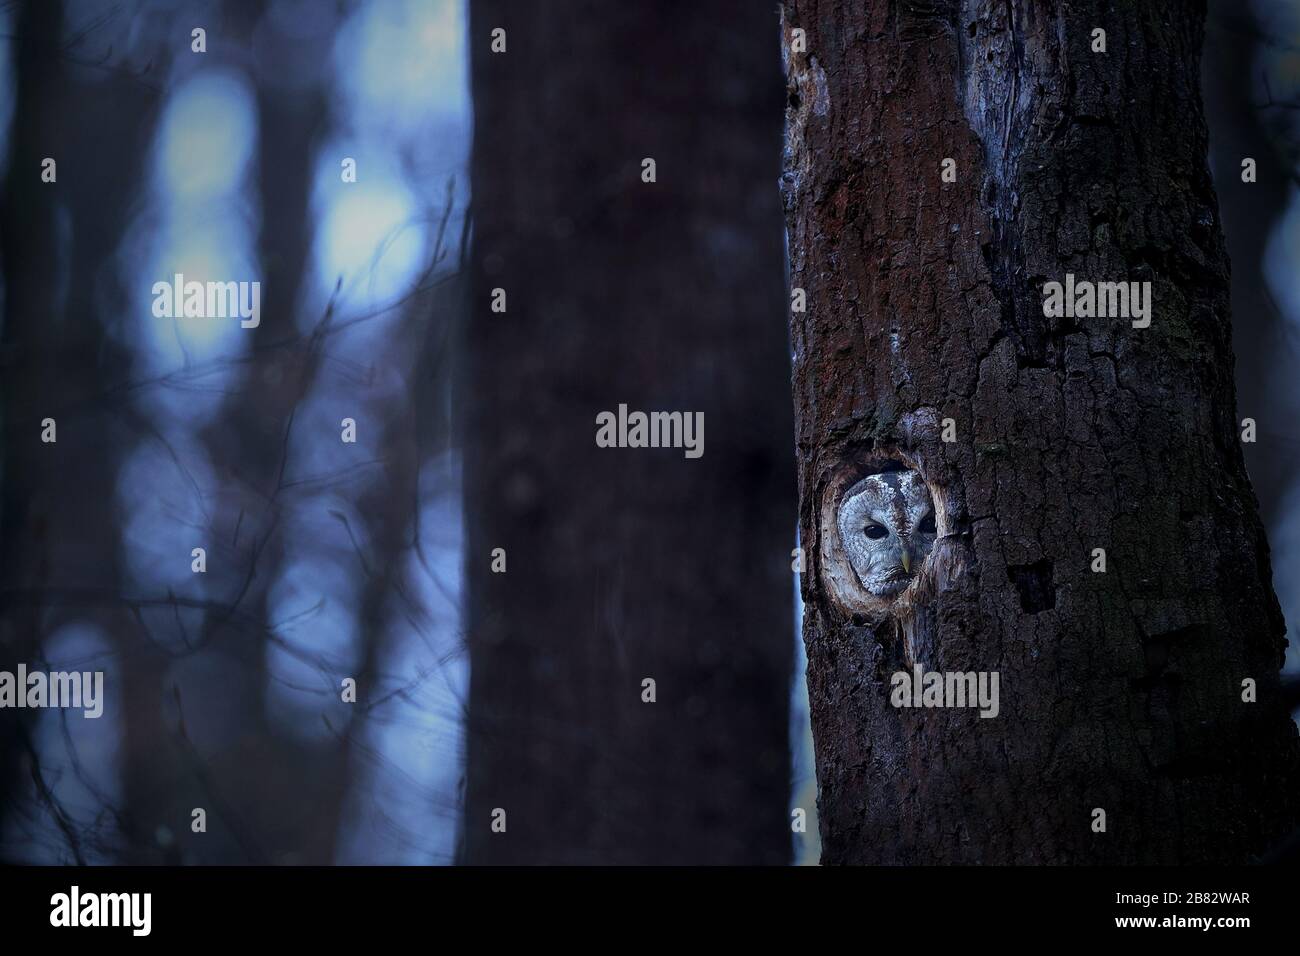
[[901, 549, 912, 575]]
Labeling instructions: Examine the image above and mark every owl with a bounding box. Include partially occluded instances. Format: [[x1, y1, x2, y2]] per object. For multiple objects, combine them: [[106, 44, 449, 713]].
[[836, 469, 936, 598]]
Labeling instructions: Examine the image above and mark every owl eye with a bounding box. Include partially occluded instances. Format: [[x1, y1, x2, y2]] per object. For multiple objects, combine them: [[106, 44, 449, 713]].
[[918, 512, 936, 534], [862, 524, 889, 540]]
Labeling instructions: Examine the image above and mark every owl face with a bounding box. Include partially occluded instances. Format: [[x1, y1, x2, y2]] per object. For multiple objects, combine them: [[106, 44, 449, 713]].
[[836, 470, 936, 598]]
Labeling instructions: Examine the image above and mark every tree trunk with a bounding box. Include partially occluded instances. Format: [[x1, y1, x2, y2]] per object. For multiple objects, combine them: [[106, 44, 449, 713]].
[[0, 0, 167, 861], [59, 46, 172, 866], [462, 0, 796, 864], [781, 0, 1300, 864], [0, 0, 66, 842]]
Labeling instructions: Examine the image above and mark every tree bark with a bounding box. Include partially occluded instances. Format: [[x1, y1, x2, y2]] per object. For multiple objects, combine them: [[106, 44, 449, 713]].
[[782, 0, 1300, 864], [462, 0, 796, 863]]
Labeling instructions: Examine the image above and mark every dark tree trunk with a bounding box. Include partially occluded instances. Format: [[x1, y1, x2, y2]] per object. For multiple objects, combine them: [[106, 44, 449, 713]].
[[0, 0, 167, 861], [462, 1, 796, 863], [0, 0, 67, 843], [59, 46, 171, 866], [781, 0, 1300, 864]]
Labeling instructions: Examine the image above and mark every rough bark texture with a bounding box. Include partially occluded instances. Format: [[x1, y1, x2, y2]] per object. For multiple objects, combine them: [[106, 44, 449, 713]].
[[782, 0, 1300, 864], [462, 1, 795, 863]]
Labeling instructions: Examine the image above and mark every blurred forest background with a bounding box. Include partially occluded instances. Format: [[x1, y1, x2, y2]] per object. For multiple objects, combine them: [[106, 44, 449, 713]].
[[0, 0, 1297, 865]]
